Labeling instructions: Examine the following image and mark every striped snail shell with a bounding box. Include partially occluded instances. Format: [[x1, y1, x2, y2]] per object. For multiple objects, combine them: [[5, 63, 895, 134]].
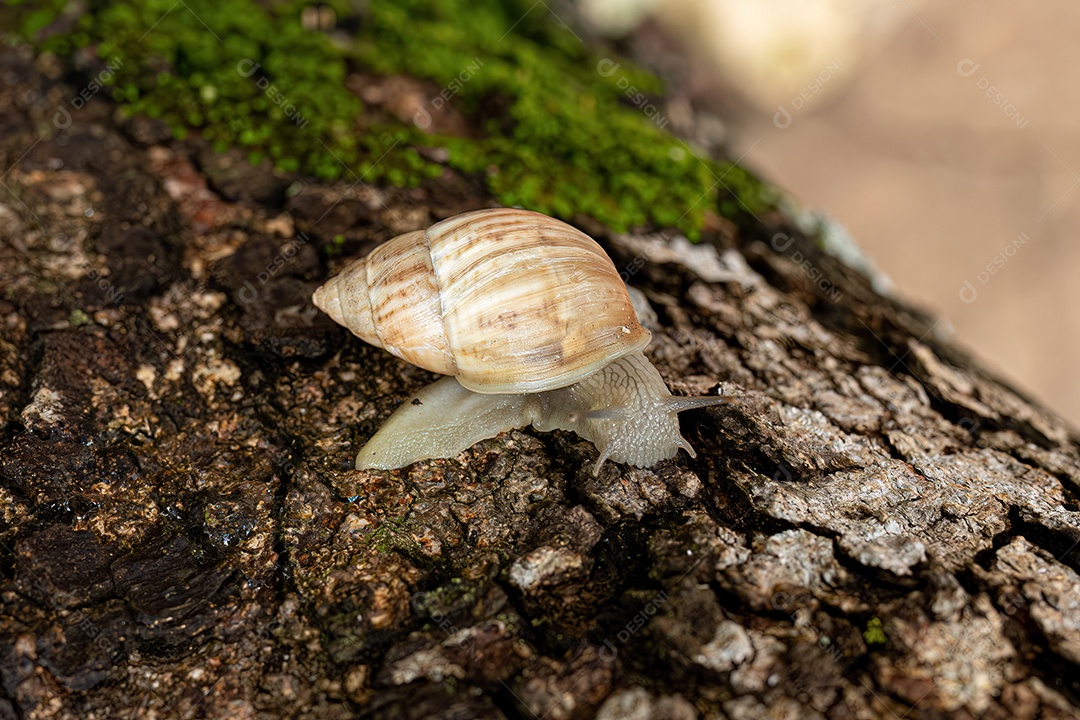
[[312, 208, 651, 394], [313, 208, 728, 474]]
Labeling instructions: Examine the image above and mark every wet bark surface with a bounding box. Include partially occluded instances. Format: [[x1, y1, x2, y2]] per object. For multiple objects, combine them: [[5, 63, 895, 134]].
[[3, 46, 1080, 720]]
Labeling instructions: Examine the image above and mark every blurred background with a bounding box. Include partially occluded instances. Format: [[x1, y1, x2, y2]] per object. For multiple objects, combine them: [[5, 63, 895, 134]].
[[582, 0, 1080, 428]]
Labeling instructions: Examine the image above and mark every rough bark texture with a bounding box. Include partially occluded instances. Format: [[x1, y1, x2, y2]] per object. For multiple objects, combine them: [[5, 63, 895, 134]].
[[3, 45, 1080, 720]]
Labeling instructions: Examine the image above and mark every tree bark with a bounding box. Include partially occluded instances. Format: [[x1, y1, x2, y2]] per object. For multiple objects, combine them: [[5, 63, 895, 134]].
[[2, 43, 1080, 720]]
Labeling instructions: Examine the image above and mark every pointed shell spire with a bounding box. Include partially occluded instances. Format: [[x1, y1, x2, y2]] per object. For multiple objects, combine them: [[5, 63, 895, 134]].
[[313, 230, 458, 377]]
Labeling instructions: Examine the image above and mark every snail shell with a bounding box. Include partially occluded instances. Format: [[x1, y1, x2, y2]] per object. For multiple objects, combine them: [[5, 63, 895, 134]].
[[313, 208, 728, 474], [312, 208, 651, 394]]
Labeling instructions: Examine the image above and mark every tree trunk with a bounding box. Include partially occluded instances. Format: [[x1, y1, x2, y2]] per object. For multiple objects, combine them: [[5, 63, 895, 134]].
[[2, 42, 1080, 720]]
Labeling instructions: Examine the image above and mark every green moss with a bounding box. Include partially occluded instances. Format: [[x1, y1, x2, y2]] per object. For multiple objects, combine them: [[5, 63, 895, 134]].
[[326, 233, 347, 256], [68, 308, 91, 326], [863, 616, 888, 646], [12, 0, 777, 237]]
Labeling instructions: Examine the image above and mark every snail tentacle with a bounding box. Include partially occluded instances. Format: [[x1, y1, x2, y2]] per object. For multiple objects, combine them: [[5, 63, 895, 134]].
[[531, 350, 723, 474]]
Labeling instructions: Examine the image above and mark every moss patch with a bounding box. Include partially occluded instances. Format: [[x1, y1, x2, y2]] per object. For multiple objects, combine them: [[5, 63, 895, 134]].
[[10, 0, 777, 237], [863, 616, 888, 646]]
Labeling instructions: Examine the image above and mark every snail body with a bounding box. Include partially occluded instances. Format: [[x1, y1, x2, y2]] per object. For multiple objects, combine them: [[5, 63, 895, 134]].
[[313, 208, 726, 474]]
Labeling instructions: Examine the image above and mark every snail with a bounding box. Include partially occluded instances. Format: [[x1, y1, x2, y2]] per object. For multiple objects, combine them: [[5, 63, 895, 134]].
[[312, 208, 729, 474]]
